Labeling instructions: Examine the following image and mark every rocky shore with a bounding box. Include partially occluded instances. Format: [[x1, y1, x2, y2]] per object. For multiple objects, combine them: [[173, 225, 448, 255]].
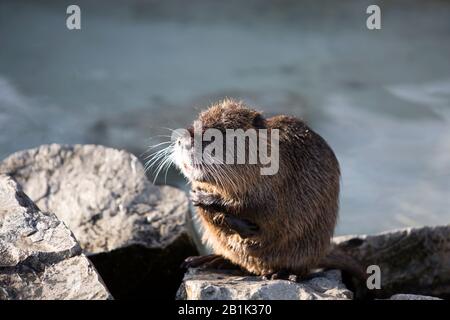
[[0, 175, 111, 299], [1, 144, 448, 300]]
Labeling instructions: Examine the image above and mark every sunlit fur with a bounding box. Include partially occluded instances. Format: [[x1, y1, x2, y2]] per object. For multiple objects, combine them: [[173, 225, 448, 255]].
[[149, 99, 341, 277]]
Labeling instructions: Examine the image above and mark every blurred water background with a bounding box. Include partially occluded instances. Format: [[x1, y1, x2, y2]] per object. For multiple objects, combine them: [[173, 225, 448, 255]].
[[1, 0, 450, 235]]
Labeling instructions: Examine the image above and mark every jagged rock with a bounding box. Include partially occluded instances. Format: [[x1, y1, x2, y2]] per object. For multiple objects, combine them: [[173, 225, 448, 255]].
[[333, 225, 450, 299], [0, 144, 198, 299], [178, 225, 450, 300], [0, 175, 111, 300], [176, 268, 353, 300], [388, 294, 442, 300]]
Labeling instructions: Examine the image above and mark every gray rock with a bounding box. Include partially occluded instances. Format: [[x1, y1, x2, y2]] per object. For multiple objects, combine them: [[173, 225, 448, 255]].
[[0, 144, 198, 299], [388, 294, 442, 300], [176, 268, 353, 300], [0, 175, 111, 300], [178, 225, 450, 300], [333, 225, 450, 299]]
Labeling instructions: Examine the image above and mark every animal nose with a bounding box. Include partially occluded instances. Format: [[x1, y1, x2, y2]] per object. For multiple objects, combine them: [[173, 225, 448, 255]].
[[178, 136, 193, 150], [187, 126, 194, 138]]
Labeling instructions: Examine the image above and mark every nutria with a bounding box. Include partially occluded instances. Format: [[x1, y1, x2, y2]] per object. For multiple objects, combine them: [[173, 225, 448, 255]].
[[169, 99, 366, 289]]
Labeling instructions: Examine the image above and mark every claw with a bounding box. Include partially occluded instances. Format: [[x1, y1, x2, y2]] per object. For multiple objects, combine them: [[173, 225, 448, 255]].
[[180, 254, 239, 270], [190, 188, 220, 207], [261, 269, 299, 282]]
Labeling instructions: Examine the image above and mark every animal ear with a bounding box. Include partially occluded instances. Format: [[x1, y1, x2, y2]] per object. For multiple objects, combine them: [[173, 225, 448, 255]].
[[252, 114, 266, 129]]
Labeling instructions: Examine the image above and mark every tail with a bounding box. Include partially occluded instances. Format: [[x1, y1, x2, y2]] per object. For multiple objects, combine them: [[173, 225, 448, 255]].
[[317, 248, 372, 300]]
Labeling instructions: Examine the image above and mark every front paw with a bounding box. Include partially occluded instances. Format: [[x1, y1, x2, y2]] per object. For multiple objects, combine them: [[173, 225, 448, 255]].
[[190, 188, 220, 207], [224, 216, 260, 238]]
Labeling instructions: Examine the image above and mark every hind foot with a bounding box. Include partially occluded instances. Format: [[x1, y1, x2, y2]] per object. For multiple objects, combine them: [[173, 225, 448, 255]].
[[261, 269, 299, 282], [181, 254, 239, 270]]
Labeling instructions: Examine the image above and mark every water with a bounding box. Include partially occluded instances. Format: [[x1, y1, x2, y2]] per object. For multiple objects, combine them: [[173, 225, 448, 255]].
[[1, 0, 450, 235]]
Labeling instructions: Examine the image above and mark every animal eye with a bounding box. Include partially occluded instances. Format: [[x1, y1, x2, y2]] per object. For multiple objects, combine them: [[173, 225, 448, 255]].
[[252, 115, 265, 129]]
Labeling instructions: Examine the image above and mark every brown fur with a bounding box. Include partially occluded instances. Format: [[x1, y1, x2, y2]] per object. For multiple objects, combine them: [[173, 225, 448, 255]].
[[184, 99, 341, 277]]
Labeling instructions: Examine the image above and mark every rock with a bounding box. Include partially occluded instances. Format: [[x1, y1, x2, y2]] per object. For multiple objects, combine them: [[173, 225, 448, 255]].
[[0, 144, 198, 299], [178, 224, 450, 300], [0, 175, 111, 300], [333, 225, 450, 299], [388, 294, 442, 300], [176, 268, 353, 300]]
